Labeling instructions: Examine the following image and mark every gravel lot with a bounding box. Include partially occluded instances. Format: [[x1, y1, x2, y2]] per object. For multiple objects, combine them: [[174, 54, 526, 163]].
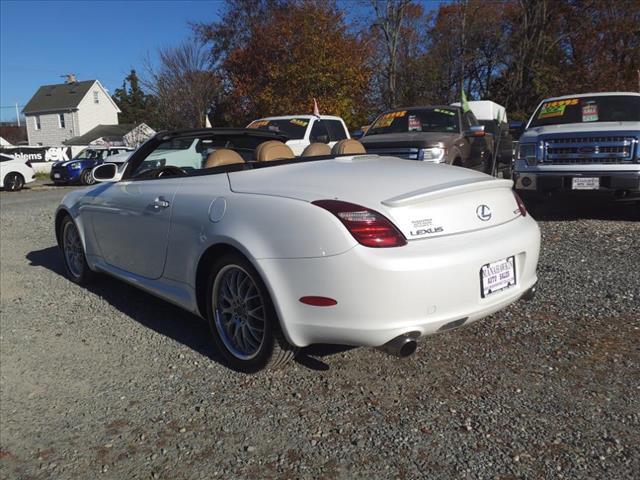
[[1, 184, 639, 479]]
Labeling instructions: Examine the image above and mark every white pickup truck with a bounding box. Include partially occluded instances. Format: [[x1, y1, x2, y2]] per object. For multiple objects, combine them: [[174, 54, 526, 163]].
[[513, 92, 640, 201], [247, 115, 350, 155]]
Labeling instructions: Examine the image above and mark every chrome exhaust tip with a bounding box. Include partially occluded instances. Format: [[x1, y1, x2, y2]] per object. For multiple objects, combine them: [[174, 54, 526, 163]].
[[378, 333, 418, 358]]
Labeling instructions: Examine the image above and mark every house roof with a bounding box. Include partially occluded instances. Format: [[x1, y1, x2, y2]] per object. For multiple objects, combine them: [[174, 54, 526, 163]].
[[22, 80, 96, 114], [64, 124, 135, 145]]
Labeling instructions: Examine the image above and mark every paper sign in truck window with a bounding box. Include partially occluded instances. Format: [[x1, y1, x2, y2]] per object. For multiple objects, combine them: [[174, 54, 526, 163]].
[[408, 115, 421, 131], [582, 103, 598, 122], [538, 98, 579, 119]]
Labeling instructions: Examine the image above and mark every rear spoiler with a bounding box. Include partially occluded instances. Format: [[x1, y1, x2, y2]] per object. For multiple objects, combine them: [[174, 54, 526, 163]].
[[382, 178, 513, 207]]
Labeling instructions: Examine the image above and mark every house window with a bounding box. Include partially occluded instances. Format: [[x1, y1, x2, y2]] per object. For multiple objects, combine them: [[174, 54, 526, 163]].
[[35, 115, 41, 130], [58, 113, 65, 129], [93, 91, 99, 104]]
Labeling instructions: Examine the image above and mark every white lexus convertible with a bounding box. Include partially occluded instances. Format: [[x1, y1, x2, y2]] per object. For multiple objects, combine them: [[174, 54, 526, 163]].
[[56, 129, 540, 371]]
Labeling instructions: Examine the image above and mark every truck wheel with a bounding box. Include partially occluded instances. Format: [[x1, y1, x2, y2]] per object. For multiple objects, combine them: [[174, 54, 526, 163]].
[[3, 172, 24, 191], [80, 169, 96, 186]]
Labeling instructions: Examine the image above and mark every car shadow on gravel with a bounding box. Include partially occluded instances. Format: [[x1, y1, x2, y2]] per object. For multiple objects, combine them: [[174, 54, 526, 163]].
[[26, 246, 353, 372], [526, 198, 640, 221], [26, 246, 228, 365]]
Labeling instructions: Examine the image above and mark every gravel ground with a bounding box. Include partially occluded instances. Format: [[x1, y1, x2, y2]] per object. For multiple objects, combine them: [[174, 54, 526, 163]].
[[1, 185, 639, 479]]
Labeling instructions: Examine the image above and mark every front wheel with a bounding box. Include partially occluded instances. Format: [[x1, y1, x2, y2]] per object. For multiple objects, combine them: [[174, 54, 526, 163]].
[[80, 169, 96, 185], [60, 215, 95, 285], [206, 254, 297, 372], [3, 172, 24, 191]]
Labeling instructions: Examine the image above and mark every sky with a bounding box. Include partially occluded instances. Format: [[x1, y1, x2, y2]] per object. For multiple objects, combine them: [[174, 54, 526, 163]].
[[0, 0, 444, 122], [0, 0, 224, 121]]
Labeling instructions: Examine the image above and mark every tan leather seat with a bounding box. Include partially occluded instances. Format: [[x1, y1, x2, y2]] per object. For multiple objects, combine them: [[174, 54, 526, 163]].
[[255, 140, 295, 162], [331, 139, 366, 155], [301, 143, 331, 157], [204, 149, 245, 168]]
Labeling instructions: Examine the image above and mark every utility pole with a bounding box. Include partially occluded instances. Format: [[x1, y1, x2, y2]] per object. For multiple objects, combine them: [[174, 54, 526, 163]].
[[15, 102, 20, 127]]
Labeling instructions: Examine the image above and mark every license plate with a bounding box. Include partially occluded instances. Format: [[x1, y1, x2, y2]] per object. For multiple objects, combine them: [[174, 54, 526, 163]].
[[572, 177, 599, 190], [53, 173, 61, 179], [480, 256, 516, 298]]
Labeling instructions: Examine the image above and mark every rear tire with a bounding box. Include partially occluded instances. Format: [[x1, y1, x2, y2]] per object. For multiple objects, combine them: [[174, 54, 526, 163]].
[[3, 172, 24, 191], [80, 169, 96, 186], [206, 253, 297, 372], [60, 215, 95, 285]]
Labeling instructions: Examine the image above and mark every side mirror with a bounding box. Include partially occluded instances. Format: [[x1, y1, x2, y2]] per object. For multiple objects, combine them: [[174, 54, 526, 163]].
[[465, 125, 485, 137], [351, 129, 364, 139], [92, 163, 118, 182], [314, 134, 329, 144]]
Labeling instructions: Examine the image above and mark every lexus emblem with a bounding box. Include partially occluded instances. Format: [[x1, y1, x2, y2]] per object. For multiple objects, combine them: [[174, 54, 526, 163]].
[[476, 204, 492, 221]]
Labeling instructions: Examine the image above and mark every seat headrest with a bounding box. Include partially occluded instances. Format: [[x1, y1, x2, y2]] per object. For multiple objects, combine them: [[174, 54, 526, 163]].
[[254, 140, 295, 162], [301, 142, 331, 157], [331, 139, 366, 155], [204, 149, 245, 169]]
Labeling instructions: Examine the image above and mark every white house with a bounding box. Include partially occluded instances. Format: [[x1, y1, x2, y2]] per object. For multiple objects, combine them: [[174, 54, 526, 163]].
[[22, 79, 120, 146]]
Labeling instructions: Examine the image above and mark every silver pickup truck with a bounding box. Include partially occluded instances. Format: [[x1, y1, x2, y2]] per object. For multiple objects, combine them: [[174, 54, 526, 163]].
[[513, 92, 640, 201]]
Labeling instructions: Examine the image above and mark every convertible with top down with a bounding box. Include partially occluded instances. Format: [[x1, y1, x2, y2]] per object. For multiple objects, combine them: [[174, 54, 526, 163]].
[[55, 128, 540, 371]]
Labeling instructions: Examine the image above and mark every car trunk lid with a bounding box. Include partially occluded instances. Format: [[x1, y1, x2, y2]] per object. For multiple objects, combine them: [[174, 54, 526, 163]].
[[228, 155, 521, 240]]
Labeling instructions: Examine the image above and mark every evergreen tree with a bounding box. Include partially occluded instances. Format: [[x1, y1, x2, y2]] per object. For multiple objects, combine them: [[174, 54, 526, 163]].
[[112, 70, 156, 126]]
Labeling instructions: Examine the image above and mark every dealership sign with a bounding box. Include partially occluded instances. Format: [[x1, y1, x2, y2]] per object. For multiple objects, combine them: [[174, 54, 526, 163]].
[[0, 146, 72, 162]]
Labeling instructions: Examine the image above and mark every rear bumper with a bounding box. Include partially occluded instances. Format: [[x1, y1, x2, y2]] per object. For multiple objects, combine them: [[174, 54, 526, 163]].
[[257, 215, 541, 348], [513, 170, 640, 197]]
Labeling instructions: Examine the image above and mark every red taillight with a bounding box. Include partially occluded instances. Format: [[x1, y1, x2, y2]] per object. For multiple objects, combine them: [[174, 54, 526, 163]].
[[312, 199, 407, 248], [513, 191, 527, 217]]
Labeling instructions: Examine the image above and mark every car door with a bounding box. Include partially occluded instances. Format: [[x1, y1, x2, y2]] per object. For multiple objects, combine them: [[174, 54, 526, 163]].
[[89, 178, 180, 279], [88, 139, 198, 279]]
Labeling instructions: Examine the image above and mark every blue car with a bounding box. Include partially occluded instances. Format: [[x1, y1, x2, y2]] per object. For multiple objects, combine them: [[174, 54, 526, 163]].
[[50, 147, 133, 185]]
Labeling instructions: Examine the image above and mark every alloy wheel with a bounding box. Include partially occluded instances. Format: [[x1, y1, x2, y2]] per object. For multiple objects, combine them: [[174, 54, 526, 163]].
[[63, 221, 84, 279], [212, 265, 266, 360], [6, 173, 23, 191]]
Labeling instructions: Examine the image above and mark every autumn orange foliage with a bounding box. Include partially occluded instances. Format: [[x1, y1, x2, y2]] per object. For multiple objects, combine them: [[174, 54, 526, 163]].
[[222, 1, 372, 127]]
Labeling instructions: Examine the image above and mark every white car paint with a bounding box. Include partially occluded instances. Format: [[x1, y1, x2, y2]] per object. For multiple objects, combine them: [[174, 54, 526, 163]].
[[0, 153, 36, 190], [57, 145, 540, 351], [247, 115, 350, 155]]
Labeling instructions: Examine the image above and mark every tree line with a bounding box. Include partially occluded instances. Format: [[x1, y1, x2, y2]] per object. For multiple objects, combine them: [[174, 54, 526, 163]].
[[113, 0, 640, 131]]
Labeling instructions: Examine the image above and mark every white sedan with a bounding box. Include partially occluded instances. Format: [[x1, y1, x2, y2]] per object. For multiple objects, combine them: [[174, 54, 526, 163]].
[[55, 129, 540, 371], [1, 153, 36, 191]]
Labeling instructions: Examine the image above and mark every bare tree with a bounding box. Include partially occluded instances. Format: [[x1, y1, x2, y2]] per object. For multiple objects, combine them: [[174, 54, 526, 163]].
[[143, 39, 221, 129], [371, 0, 412, 109]]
